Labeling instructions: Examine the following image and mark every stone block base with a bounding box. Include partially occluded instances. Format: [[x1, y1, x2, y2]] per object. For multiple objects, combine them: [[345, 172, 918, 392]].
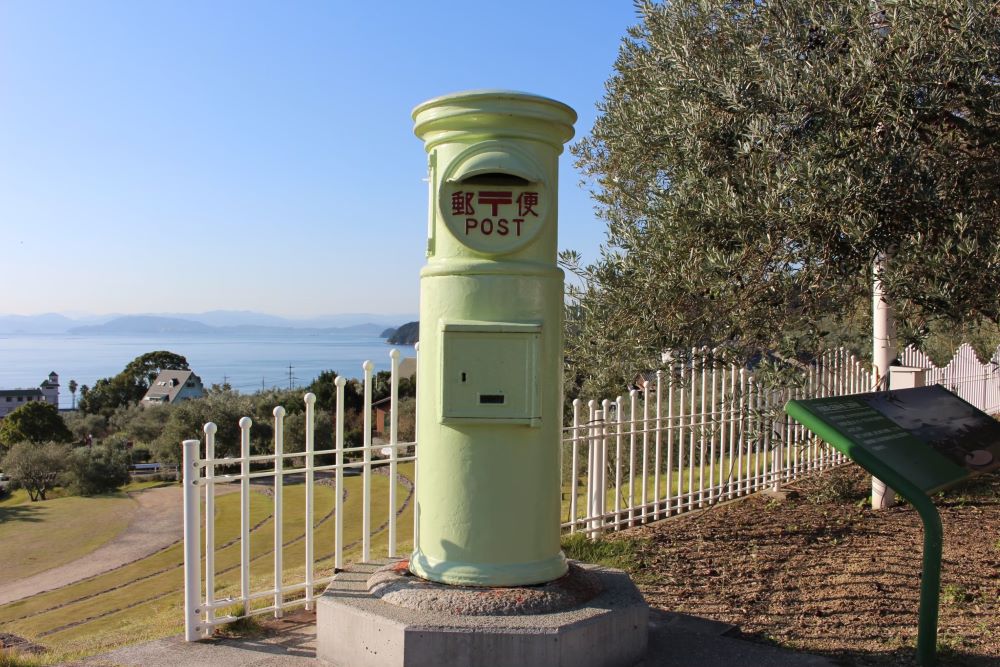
[[316, 559, 648, 667]]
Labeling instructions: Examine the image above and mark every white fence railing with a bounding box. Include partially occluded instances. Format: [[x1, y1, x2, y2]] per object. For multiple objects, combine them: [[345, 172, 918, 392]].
[[562, 348, 867, 536], [182, 350, 415, 641], [563, 344, 1000, 537], [901, 343, 1000, 415], [182, 343, 1000, 640]]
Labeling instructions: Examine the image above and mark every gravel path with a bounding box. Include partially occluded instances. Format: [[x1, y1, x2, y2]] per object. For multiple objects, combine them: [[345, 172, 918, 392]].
[[0, 485, 185, 606]]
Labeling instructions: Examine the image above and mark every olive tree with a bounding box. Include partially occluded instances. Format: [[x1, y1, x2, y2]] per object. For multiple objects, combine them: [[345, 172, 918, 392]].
[[567, 0, 1000, 396], [0, 442, 69, 501]]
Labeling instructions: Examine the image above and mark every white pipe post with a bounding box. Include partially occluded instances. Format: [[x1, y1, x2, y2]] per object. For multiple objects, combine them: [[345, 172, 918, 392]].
[[698, 351, 707, 507], [362, 360, 374, 562], [676, 364, 686, 505], [663, 351, 677, 516], [412, 342, 420, 552], [272, 406, 285, 618], [304, 393, 315, 610], [600, 399, 610, 527], [738, 369, 747, 495], [182, 438, 202, 642], [872, 255, 897, 509], [334, 376, 346, 570], [688, 348, 697, 509], [772, 390, 784, 492], [388, 349, 400, 557], [727, 364, 737, 499], [752, 378, 761, 490], [203, 423, 216, 637], [641, 386, 649, 521], [628, 390, 637, 526], [570, 398, 581, 533], [665, 362, 675, 515], [614, 396, 623, 530], [589, 403, 601, 539], [653, 373, 662, 519], [709, 356, 718, 502], [239, 417, 252, 617]]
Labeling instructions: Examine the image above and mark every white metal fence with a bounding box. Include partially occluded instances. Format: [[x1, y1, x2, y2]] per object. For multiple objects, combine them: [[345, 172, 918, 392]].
[[182, 351, 415, 640], [562, 344, 1000, 537], [901, 343, 1000, 415], [562, 348, 866, 536], [182, 343, 1000, 640]]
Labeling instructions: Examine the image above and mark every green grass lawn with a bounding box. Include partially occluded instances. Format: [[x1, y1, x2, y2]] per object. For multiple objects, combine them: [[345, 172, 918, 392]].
[[3, 445, 834, 661], [561, 447, 838, 526], [0, 487, 32, 507], [0, 463, 415, 662], [0, 494, 137, 585]]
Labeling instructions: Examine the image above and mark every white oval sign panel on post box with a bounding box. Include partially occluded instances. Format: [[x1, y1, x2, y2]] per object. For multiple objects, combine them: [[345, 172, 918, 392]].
[[439, 145, 549, 256]]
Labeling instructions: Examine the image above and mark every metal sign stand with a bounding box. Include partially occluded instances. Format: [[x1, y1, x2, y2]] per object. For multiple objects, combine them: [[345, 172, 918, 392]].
[[786, 386, 1000, 667]]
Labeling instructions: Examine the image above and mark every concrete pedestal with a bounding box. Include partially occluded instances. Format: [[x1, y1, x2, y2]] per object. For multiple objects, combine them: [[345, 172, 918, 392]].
[[316, 559, 648, 667]]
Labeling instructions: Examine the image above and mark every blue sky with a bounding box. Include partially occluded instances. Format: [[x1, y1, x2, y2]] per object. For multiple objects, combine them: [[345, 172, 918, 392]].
[[0, 1, 638, 318]]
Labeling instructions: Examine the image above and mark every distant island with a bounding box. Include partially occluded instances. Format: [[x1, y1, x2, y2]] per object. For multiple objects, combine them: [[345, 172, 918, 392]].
[[66, 315, 390, 337], [0, 310, 418, 335], [385, 321, 419, 345]]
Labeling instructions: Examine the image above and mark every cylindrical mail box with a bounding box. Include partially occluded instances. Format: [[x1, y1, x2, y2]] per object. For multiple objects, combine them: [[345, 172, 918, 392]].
[[409, 90, 576, 586]]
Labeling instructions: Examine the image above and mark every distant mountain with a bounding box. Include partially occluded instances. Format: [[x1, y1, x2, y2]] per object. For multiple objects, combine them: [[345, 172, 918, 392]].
[[219, 322, 387, 336], [66, 315, 392, 337], [387, 321, 419, 345], [138, 311, 417, 329], [1, 311, 418, 335], [160, 310, 294, 328], [69, 316, 215, 335], [380, 327, 397, 338], [0, 313, 106, 334]]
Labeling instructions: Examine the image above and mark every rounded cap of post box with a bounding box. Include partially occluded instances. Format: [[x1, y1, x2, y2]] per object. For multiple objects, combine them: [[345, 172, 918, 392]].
[[412, 90, 576, 150]]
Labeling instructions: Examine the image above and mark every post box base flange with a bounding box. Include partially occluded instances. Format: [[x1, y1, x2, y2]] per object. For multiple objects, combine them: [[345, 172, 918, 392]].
[[317, 558, 648, 667], [408, 548, 568, 587]]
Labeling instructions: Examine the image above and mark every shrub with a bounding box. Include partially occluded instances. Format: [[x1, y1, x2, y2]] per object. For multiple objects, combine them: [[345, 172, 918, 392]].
[[62, 410, 110, 444], [64, 444, 131, 496], [130, 444, 152, 464]]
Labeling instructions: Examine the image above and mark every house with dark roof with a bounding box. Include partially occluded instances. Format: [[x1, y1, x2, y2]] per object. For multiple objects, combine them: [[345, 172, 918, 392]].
[[141, 370, 205, 406], [0, 372, 59, 419]]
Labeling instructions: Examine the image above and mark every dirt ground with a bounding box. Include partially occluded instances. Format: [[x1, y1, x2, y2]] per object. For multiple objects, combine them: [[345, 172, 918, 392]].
[[620, 466, 999, 667]]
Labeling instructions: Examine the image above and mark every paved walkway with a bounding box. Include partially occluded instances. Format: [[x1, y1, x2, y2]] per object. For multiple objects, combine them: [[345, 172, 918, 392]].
[[81, 608, 835, 667], [0, 485, 184, 606]]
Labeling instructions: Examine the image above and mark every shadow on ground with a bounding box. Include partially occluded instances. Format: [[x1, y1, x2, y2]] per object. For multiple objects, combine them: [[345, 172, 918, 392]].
[[0, 504, 44, 523]]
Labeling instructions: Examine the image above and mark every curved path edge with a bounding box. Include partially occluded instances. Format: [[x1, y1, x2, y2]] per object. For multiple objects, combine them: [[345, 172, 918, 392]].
[[0, 485, 185, 606]]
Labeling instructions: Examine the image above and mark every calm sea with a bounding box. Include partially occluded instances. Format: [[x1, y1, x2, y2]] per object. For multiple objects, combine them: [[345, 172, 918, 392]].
[[0, 332, 414, 409]]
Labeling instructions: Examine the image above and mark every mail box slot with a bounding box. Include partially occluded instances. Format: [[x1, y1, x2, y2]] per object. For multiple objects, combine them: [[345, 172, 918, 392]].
[[439, 144, 550, 257]]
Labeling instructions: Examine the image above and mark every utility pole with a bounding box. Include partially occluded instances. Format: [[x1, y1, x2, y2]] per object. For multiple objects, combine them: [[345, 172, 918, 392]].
[[288, 365, 294, 390]]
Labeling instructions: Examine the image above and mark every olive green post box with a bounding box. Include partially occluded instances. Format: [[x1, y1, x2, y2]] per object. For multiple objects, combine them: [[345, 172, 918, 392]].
[[410, 90, 576, 586]]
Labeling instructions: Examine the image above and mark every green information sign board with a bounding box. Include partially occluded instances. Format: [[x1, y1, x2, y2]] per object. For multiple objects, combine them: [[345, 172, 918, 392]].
[[785, 385, 1000, 667], [787, 385, 999, 493]]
